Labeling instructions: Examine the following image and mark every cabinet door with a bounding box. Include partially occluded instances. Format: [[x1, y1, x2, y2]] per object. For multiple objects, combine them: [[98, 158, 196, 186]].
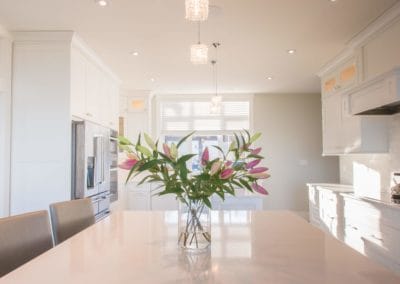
[[322, 94, 343, 155], [85, 62, 101, 121], [322, 73, 338, 97], [70, 48, 86, 118], [107, 81, 119, 130], [338, 59, 358, 90]]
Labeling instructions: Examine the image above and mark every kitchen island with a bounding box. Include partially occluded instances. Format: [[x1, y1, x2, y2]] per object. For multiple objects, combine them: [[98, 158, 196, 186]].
[[1, 211, 399, 283]]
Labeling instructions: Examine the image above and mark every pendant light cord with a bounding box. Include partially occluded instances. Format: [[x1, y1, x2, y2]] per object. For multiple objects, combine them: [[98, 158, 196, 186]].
[[197, 22, 201, 44]]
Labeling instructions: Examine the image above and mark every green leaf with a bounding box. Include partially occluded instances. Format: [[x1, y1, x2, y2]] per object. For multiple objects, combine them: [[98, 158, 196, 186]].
[[118, 136, 133, 146], [247, 154, 264, 159], [177, 154, 196, 164], [249, 132, 262, 143], [137, 145, 152, 157], [137, 175, 152, 186], [234, 133, 241, 148], [179, 163, 188, 181], [138, 159, 159, 171], [135, 133, 141, 151], [177, 131, 195, 148], [229, 140, 236, 151], [125, 161, 141, 183], [244, 129, 251, 142], [144, 133, 156, 150], [202, 197, 212, 208], [240, 133, 246, 148], [239, 178, 253, 192]]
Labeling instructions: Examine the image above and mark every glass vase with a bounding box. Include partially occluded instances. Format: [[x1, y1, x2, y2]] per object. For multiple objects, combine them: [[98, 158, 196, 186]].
[[178, 199, 211, 252]]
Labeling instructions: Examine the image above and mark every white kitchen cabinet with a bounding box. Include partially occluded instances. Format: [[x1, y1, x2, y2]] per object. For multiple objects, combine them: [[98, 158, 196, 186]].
[[322, 94, 343, 155], [362, 18, 400, 81], [308, 184, 400, 275], [70, 47, 87, 118], [322, 90, 389, 155], [10, 31, 120, 214], [70, 42, 120, 129], [321, 56, 360, 97]]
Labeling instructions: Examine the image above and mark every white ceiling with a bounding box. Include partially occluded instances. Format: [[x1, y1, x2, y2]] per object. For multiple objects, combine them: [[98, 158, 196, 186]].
[[0, 0, 398, 94]]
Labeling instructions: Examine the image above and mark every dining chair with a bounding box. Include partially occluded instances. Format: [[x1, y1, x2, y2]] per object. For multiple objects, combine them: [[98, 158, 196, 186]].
[[0, 211, 54, 277], [49, 199, 95, 245]]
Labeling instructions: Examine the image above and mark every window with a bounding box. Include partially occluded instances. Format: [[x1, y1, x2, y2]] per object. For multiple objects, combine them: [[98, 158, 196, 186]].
[[156, 95, 253, 171]]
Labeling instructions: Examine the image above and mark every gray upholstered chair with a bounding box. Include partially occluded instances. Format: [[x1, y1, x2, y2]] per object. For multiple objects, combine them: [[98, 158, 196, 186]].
[[0, 211, 53, 277], [49, 199, 95, 245]]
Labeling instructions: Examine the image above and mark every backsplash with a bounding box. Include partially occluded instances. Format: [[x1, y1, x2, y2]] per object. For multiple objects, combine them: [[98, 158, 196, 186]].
[[340, 114, 400, 196]]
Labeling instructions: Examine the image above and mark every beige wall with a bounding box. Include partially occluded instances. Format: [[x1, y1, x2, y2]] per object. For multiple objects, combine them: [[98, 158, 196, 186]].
[[253, 93, 339, 211], [340, 113, 400, 195], [0, 27, 12, 217]]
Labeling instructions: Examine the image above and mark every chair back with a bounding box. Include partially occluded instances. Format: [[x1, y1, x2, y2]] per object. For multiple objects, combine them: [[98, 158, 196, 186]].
[[0, 211, 53, 277], [49, 199, 95, 245]]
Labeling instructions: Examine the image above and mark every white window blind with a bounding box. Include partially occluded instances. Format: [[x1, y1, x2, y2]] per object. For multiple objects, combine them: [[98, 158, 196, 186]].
[[158, 97, 251, 134]]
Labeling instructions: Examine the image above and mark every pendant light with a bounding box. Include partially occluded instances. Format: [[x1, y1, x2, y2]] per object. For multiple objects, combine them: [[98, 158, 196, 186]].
[[190, 22, 208, 65], [185, 0, 209, 22], [210, 43, 222, 114]]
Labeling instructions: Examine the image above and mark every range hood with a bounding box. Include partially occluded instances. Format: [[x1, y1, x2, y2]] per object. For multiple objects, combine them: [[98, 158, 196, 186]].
[[349, 68, 400, 116]]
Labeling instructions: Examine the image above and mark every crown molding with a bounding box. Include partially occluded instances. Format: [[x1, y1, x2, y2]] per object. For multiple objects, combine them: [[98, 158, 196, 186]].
[[318, 1, 400, 77], [11, 30, 121, 84]]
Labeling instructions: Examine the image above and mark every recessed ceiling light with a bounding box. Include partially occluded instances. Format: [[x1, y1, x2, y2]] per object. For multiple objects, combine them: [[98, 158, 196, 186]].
[[150, 78, 155, 82], [287, 49, 296, 54], [267, 76, 273, 80], [329, 0, 337, 2], [130, 51, 139, 56], [95, 0, 108, 7]]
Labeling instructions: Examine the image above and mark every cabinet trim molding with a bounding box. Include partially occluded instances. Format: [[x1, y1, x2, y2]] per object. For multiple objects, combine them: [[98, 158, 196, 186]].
[[317, 1, 400, 77]]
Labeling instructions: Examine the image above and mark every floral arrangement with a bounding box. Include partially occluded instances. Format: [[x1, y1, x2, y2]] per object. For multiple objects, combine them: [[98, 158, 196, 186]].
[[119, 131, 269, 250], [118, 131, 270, 207]]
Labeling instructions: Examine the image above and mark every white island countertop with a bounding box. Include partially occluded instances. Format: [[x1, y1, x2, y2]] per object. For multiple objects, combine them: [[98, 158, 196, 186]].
[[1, 211, 400, 284]]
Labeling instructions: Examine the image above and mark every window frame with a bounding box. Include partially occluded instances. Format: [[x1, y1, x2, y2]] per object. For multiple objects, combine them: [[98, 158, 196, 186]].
[[154, 94, 254, 138]]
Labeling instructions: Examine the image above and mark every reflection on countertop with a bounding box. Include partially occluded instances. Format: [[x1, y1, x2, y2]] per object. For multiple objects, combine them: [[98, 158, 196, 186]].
[[2, 211, 400, 284]]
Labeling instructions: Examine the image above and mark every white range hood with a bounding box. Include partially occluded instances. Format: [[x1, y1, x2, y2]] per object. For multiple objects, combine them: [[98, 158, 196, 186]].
[[349, 67, 400, 115]]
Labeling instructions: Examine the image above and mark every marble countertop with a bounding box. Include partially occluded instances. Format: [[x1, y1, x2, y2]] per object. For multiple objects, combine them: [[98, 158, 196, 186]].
[[1, 211, 399, 284], [342, 192, 400, 210], [307, 183, 354, 193]]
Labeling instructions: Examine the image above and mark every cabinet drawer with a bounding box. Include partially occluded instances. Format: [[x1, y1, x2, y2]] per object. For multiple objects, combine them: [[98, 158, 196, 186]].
[[362, 236, 400, 274]]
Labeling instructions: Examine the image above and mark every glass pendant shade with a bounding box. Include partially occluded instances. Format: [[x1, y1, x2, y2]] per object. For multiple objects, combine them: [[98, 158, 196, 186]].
[[185, 0, 209, 21], [190, 44, 208, 65], [210, 96, 222, 114]]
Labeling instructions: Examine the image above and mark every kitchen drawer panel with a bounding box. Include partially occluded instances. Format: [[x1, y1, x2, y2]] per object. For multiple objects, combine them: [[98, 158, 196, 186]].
[[362, 236, 400, 274], [343, 226, 364, 253]]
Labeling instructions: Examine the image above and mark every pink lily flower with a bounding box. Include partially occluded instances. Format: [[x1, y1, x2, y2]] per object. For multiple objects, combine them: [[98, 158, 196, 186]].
[[127, 152, 139, 161], [246, 159, 261, 169], [163, 143, 172, 159], [119, 159, 138, 170], [210, 160, 222, 176], [250, 147, 262, 155], [220, 168, 234, 179], [201, 147, 209, 166], [252, 183, 269, 195], [225, 160, 233, 167], [249, 167, 269, 174], [249, 172, 271, 179]]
